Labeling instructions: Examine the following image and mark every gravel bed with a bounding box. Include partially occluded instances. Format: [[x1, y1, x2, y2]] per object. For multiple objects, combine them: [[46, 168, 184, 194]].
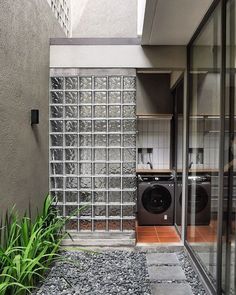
[[35, 250, 151, 295], [177, 251, 207, 295]]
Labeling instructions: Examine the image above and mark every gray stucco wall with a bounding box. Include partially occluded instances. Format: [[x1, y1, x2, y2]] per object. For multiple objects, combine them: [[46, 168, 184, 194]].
[[0, 0, 65, 216], [71, 0, 137, 37]]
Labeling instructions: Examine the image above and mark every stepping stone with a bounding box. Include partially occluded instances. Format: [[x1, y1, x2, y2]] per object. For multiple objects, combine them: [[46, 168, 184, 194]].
[[146, 253, 179, 265], [150, 283, 193, 295], [148, 265, 186, 281]]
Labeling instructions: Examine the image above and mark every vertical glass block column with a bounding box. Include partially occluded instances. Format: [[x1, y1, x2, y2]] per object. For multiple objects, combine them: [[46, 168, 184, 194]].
[[49, 72, 137, 233]]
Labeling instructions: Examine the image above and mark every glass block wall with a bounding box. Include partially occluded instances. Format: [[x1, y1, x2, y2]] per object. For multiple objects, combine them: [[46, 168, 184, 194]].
[[49, 69, 137, 233]]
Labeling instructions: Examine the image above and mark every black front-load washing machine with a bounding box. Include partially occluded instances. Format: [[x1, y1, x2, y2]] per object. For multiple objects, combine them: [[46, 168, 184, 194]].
[[137, 175, 174, 225], [176, 176, 211, 225]]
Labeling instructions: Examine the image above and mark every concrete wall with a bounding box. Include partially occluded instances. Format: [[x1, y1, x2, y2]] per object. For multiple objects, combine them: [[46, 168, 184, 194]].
[[136, 74, 173, 114], [50, 45, 186, 69], [0, 0, 65, 216], [71, 0, 137, 37]]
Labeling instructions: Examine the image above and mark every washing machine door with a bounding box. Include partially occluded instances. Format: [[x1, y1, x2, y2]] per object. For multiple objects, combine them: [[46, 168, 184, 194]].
[[142, 184, 172, 214], [179, 183, 209, 213]]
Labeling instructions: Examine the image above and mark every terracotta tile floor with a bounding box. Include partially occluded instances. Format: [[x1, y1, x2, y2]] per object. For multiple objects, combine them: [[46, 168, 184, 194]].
[[186, 224, 217, 243], [136, 226, 181, 243]]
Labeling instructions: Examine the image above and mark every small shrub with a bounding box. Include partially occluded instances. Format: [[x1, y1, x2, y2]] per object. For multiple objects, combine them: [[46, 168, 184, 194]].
[[0, 195, 70, 295]]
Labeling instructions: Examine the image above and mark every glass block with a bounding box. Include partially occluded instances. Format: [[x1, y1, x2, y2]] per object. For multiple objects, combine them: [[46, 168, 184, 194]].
[[122, 205, 134, 217], [122, 177, 136, 189], [79, 120, 92, 133], [65, 149, 78, 161], [109, 106, 121, 118], [108, 91, 121, 104], [94, 149, 106, 161], [80, 76, 92, 89], [94, 91, 106, 104], [94, 205, 106, 217], [108, 120, 121, 132], [56, 205, 63, 216], [94, 163, 106, 175], [50, 106, 63, 118], [94, 76, 107, 89], [65, 191, 78, 203], [94, 105, 106, 118], [51, 163, 63, 175], [79, 206, 92, 216], [50, 177, 63, 189], [94, 134, 107, 146], [66, 177, 78, 189], [65, 220, 78, 231], [65, 205, 77, 216], [108, 163, 121, 175], [50, 120, 63, 132], [51, 91, 63, 104], [94, 177, 106, 189], [79, 220, 92, 231], [123, 162, 136, 175], [123, 148, 136, 162], [65, 120, 78, 132], [65, 106, 78, 118], [79, 106, 92, 118], [79, 149, 91, 161], [108, 76, 121, 89], [123, 191, 136, 203], [123, 105, 136, 118], [51, 77, 63, 89], [79, 163, 92, 175], [122, 219, 135, 231], [94, 120, 107, 132], [94, 220, 106, 231], [65, 163, 78, 175], [79, 191, 92, 203], [94, 191, 107, 203], [123, 91, 136, 104], [123, 134, 136, 147], [123, 120, 136, 132], [80, 177, 92, 189], [79, 91, 92, 104], [51, 190, 63, 203], [65, 134, 77, 146], [109, 220, 121, 231], [65, 91, 78, 104], [51, 134, 63, 146], [50, 149, 63, 161], [109, 177, 121, 189], [109, 148, 121, 161], [79, 134, 92, 146], [109, 205, 121, 217], [65, 77, 78, 89], [108, 134, 121, 146], [123, 76, 136, 89], [109, 191, 121, 203]]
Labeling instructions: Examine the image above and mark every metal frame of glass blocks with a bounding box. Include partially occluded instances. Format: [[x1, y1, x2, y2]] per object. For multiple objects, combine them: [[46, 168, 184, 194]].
[[49, 69, 137, 233]]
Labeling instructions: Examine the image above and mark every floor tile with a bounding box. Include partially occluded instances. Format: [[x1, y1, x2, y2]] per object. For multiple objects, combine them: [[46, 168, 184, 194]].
[[146, 253, 179, 265], [138, 232, 157, 237], [157, 231, 179, 238], [137, 236, 159, 243], [155, 226, 176, 233], [150, 283, 193, 295], [158, 237, 180, 243], [137, 226, 156, 233], [148, 265, 186, 281]]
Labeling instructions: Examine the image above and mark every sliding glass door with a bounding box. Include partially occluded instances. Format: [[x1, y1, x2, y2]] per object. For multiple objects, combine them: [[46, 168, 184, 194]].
[[186, 0, 236, 294]]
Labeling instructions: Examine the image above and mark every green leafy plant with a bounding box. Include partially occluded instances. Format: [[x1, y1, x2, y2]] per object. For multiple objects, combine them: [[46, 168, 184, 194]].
[[0, 195, 72, 295]]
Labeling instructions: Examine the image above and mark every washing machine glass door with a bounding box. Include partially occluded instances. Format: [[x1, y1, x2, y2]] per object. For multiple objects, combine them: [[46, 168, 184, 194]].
[[142, 185, 172, 214], [179, 184, 209, 213]]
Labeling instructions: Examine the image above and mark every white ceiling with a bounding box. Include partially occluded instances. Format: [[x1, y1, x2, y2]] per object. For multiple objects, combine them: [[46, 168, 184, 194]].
[[142, 0, 214, 45]]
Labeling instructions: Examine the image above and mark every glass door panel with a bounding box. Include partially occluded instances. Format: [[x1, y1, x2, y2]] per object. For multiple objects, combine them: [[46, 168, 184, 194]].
[[187, 2, 221, 286]]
